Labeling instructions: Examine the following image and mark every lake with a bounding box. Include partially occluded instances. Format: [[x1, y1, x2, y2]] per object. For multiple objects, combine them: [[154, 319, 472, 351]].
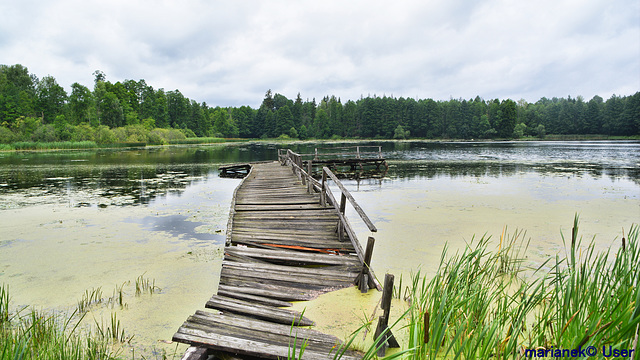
[[0, 140, 638, 357]]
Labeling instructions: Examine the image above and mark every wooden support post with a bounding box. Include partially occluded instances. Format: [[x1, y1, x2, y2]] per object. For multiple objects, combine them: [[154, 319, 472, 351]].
[[355, 237, 375, 292], [299, 157, 306, 186], [374, 273, 400, 357], [337, 193, 347, 241], [320, 169, 327, 207], [307, 160, 313, 193], [374, 315, 389, 357], [381, 274, 393, 321]]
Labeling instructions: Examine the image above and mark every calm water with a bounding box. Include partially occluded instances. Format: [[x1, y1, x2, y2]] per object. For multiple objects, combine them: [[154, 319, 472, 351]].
[[0, 141, 638, 356]]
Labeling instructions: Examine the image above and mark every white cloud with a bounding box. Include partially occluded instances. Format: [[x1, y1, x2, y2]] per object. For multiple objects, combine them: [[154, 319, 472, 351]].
[[1, 0, 637, 107]]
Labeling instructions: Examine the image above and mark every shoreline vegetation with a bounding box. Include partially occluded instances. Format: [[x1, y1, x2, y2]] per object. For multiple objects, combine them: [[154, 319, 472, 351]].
[[1, 64, 639, 152], [2, 218, 638, 359], [0, 134, 638, 152]]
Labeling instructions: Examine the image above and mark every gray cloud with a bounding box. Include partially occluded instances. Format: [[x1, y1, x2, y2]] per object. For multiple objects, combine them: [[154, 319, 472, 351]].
[[1, 0, 637, 107]]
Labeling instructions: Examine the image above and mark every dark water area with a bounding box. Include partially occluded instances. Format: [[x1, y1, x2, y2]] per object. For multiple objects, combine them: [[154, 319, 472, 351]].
[[1, 141, 637, 209]]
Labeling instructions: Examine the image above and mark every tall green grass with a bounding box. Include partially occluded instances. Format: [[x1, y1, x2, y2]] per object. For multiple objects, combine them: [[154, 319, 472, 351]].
[[0, 285, 122, 359], [10, 141, 98, 150], [396, 218, 639, 359], [1, 273, 163, 359], [168, 137, 228, 145]]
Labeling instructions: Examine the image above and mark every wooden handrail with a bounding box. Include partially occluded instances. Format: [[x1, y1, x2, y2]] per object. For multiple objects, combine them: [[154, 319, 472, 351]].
[[281, 146, 384, 160], [281, 149, 382, 291], [322, 166, 377, 232]]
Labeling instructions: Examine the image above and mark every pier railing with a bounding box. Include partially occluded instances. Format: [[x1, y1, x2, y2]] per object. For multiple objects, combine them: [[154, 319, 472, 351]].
[[279, 149, 382, 291], [283, 146, 383, 160]]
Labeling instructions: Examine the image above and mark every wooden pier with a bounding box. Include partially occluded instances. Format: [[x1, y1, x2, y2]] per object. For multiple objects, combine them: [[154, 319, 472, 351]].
[[278, 146, 388, 179], [173, 150, 381, 359]]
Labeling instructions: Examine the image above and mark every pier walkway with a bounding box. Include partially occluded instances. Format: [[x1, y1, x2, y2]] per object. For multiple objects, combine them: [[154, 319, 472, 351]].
[[173, 151, 381, 359]]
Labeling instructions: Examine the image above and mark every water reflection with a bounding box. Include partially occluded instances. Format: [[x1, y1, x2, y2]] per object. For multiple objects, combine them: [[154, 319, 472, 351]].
[[0, 141, 638, 209]]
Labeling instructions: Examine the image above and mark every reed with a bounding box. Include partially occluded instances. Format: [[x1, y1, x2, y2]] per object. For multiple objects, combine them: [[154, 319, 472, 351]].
[[0, 283, 8, 324], [107, 282, 128, 309], [11, 141, 98, 150], [287, 310, 309, 360], [168, 137, 226, 145], [134, 274, 159, 296], [76, 287, 103, 314], [0, 284, 121, 359], [395, 217, 639, 359]]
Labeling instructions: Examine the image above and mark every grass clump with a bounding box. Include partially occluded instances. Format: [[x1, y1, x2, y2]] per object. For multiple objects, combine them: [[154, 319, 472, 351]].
[[134, 274, 160, 296], [0, 284, 123, 360], [396, 217, 639, 359], [168, 137, 227, 145], [76, 288, 103, 314]]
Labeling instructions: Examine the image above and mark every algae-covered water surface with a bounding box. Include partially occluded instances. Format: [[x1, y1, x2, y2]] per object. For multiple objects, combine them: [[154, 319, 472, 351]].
[[0, 141, 638, 357]]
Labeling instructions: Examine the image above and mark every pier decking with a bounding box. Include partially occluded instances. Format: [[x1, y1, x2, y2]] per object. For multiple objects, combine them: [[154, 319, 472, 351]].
[[173, 152, 381, 359]]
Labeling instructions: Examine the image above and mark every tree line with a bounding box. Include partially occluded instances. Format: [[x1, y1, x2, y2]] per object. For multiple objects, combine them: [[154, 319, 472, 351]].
[[1, 64, 638, 145]]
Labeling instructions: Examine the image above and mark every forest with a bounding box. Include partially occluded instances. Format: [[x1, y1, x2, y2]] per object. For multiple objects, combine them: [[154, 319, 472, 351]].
[[1, 64, 638, 146]]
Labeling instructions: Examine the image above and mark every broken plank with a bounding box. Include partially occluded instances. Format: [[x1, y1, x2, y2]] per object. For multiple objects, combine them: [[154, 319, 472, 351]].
[[205, 295, 315, 326], [216, 288, 293, 308]]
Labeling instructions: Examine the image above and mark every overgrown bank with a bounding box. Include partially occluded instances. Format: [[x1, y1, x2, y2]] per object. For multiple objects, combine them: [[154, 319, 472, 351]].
[[390, 220, 638, 359]]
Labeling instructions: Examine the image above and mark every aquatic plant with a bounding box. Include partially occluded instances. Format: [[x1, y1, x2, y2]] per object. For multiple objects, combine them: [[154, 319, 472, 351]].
[[10, 141, 98, 150], [107, 282, 128, 309], [397, 216, 639, 359], [76, 287, 103, 314], [0, 284, 8, 324], [0, 286, 122, 359], [134, 274, 159, 296]]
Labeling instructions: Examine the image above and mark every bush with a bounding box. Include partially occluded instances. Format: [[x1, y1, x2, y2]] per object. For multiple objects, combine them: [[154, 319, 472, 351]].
[[72, 124, 96, 142], [513, 123, 527, 138], [95, 125, 116, 144], [0, 126, 15, 144], [180, 128, 197, 138], [12, 116, 42, 140], [147, 129, 167, 145], [31, 124, 57, 142]]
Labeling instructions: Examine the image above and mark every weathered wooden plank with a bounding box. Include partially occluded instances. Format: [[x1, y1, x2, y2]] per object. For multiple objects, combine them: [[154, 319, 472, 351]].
[[221, 260, 359, 279], [216, 288, 293, 307], [235, 204, 329, 211], [230, 236, 356, 253], [221, 266, 355, 288], [232, 222, 337, 232], [216, 283, 315, 302], [233, 210, 336, 217], [173, 327, 361, 360], [181, 320, 336, 355], [191, 311, 342, 344], [220, 272, 334, 293], [205, 295, 315, 326], [232, 229, 340, 241], [184, 311, 359, 356], [233, 213, 338, 221], [225, 246, 361, 266]]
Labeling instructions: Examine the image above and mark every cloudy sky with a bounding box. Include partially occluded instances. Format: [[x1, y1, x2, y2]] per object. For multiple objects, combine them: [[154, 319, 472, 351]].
[[1, 0, 638, 107]]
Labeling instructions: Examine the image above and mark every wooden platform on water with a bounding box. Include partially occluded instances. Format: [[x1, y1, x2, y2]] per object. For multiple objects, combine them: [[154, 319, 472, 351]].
[[173, 161, 378, 360]]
